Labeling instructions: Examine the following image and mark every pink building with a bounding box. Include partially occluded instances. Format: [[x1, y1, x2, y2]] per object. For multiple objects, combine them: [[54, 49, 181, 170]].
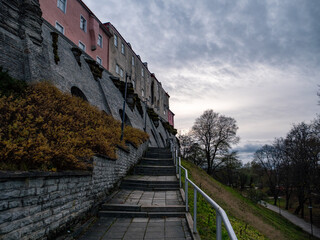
[[168, 109, 175, 127], [39, 0, 111, 70]]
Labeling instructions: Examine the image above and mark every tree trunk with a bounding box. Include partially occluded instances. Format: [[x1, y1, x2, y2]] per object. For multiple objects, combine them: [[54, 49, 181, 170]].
[[285, 189, 292, 210], [273, 196, 278, 206]]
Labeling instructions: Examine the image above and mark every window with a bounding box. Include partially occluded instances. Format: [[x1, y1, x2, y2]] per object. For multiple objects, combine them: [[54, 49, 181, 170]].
[[80, 15, 87, 32], [142, 89, 145, 97], [57, 0, 67, 13], [114, 34, 118, 47], [120, 68, 124, 77], [79, 41, 86, 51], [96, 56, 102, 65], [55, 22, 64, 34], [132, 56, 135, 66], [121, 43, 125, 55], [141, 68, 144, 77], [132, 79, 135, 89], [97, 34, 103, 47], [116, 64, 119, 74]]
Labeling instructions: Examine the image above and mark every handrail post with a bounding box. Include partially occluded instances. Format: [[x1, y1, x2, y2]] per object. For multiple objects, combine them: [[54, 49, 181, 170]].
[[216, 211, 222, 240], [179, 157, 181, 188], [193, 188, 197, 233], [175, 149, 178, 174], [185, 171, 188, 212]]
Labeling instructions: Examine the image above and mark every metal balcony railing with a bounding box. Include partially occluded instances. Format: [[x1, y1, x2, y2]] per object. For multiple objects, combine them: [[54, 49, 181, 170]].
[[170, 143, 238, 240]]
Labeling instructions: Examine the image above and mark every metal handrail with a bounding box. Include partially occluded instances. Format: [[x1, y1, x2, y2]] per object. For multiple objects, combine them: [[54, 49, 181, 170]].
[[173, 150, 238, 240]]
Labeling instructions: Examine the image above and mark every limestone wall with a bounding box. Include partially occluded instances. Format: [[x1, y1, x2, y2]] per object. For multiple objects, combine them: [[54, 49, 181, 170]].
[[0, 142, 148, 240]]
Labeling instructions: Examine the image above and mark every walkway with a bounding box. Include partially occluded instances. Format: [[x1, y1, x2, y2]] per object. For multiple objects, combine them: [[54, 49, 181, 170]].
[[261, 201, 320, 239], [78, 147, 192, 240]]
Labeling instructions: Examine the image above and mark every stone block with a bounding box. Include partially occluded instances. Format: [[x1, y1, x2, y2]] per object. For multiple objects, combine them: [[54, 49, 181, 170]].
[[0, 189, 20, 200], [47, 185, 58, 193]]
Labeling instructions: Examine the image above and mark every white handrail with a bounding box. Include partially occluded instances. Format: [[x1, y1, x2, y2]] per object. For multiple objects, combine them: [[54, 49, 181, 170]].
[[175, 152, 238, 240]]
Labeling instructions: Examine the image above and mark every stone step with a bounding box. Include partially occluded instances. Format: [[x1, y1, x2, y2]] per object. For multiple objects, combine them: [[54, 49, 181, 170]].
[[140, 158, 173, 166], [120, 181, 179, 190], [133, 170, 176, 176], [120, 185, 179, 191], [134, 165, 176, 170], [147, 147, 171, 153], [121, 179, 178, 185], [101, 204, 185, 212], [145, 152, 172, 159], [99, 211, 185, 218]]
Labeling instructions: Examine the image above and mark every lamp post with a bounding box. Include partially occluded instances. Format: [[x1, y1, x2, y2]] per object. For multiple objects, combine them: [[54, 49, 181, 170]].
[[143, 99, 149, 132], [309, 195, 313, 237], [278, 196, 281, 215], [120, 73, 130, 141]]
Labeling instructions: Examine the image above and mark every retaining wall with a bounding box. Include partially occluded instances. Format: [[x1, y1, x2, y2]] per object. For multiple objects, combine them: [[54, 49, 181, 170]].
[[0, 141, 148, 240]]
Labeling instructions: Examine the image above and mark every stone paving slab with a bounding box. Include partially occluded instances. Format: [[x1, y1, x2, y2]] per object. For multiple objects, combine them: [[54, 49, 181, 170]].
[[77, 217, 192, 240], [107, 189, 183, 206]]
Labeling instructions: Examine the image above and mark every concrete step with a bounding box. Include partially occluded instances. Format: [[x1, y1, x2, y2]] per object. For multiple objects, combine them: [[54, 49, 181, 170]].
[[120, 184, 179, 191], [134, 165, 176, 170], [121, 179, 178, 185], [145, 152, 172, 159], [120, 181, 179, 190], [147, 147, 171, 153], [101, 204, 185, 212], [99, 211, 185, 218], [133, 171, 176, 176], [140, 158, 173, 166]]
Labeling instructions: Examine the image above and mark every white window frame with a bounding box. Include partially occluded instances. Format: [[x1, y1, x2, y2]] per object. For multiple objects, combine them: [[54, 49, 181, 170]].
[[141, 68, 144, 77], [57, 0, 67, 13], [55, 21, 64, 34], [114, 34, 118, 47], [120, 68, 124, 77], [116, 64, 119, 74], [97, 34, 103, 48], [96, 56, 102, 65], [121, 43, 125, 55], [80, 15, 87, 32], [132, 56, 135, 66], [78, 41, 86, 51]]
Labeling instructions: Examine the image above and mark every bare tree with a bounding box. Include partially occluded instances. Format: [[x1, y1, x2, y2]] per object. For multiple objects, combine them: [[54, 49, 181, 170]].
[[192, 109, 239, 174], [284, 122, 320, 218], [254, 144, 282, 205], [178, 133, 193, 158]]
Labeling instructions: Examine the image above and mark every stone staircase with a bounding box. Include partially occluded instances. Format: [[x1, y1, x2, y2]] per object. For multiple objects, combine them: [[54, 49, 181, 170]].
[[98, 147, 185, 218]]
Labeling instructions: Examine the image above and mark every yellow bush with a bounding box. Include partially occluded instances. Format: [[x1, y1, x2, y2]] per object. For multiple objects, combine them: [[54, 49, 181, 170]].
[[0, 82, 149, 171]]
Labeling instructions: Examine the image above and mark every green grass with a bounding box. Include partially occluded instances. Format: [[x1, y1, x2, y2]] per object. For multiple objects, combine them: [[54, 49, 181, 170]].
[[181, 159, 313, 240]]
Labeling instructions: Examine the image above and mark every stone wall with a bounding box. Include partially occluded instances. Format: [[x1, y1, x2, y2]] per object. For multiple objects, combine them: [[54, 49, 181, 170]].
[[0, 141, 148, 240]]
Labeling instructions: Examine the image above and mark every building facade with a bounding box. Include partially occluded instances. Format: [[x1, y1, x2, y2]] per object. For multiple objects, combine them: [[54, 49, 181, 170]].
[[39, 0, 111, 70], [105, 23, 172, 123], [39, 0, 174, 126]]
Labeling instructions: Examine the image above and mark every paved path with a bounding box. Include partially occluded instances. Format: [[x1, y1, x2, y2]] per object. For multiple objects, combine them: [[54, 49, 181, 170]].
[[261, 201, 320, 239], [77, 147, 193, 240]]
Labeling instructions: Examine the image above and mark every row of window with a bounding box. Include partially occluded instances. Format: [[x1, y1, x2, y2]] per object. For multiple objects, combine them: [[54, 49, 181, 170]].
[[114, 34, 146, 79], [56, 0, 103, 48], [55, 21, 103, 48]]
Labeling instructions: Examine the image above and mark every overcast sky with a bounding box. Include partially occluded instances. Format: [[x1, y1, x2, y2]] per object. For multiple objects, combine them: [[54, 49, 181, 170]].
[[84, 0, 320, 163]]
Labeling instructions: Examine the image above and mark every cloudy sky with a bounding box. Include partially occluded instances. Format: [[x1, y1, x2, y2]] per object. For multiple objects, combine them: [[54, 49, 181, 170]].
[[84, 0, 320, 162]]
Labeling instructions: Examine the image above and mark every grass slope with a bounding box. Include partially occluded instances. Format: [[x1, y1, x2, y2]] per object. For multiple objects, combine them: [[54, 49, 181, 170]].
[[181, 159, 311, 240]]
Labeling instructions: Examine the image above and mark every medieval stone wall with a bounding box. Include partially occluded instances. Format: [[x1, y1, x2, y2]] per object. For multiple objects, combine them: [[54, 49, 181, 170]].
[[0, 142, 148, 240]]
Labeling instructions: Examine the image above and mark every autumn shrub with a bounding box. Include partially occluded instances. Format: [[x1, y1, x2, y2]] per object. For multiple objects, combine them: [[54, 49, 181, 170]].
[[0, 81, 149, 171]]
